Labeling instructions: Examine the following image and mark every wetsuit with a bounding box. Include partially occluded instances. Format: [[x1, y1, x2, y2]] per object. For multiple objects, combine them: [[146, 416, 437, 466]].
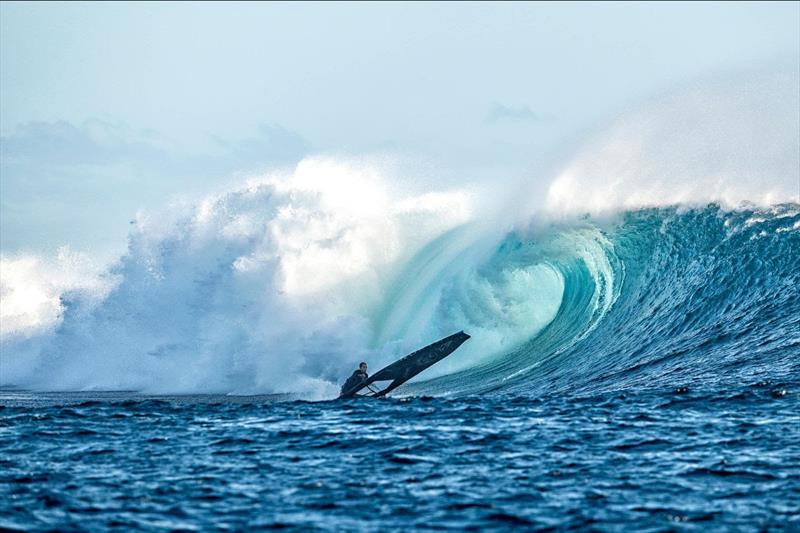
[[340, 370, 368, 396]]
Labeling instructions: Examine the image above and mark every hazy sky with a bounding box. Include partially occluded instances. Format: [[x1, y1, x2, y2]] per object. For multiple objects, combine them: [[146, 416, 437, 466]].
[[1, 2, 799, 257]]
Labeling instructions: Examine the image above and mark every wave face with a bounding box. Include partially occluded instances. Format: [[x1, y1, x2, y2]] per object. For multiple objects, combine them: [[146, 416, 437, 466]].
[[415, 204, 800, 397]]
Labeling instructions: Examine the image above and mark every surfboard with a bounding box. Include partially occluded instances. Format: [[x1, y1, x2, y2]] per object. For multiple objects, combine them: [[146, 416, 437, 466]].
[[338, 331, 470, 398]]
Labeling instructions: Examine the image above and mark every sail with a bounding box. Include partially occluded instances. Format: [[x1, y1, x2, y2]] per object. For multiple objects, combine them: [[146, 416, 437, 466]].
[[339, 331, 470, 398]]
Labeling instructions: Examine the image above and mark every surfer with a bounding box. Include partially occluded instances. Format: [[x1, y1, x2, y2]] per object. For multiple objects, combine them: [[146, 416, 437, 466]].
[[340, 362, 368, 396]]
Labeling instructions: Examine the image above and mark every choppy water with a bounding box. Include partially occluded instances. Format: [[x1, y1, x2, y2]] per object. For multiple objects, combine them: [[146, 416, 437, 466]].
[[1, 385, 798, 532]]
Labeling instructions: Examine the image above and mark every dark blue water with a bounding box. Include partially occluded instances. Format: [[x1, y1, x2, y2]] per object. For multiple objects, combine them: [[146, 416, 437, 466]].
[[2, 385, 798, 531]]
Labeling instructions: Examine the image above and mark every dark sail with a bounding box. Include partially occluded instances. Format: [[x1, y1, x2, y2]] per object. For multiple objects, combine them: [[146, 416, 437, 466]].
[[339, 331, 470, 398]]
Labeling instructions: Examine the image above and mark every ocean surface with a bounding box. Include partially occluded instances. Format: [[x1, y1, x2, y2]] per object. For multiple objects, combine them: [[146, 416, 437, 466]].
[[1, 386, 798, 531], [2, 204, 799, 530]]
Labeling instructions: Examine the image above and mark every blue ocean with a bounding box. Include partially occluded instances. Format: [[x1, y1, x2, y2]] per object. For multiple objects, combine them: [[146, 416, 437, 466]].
[[2, 203, 799, 531]]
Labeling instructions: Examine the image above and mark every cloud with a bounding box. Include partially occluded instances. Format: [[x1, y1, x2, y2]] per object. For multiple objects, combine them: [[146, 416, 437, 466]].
[[1, 119, 311, 167], [0, 119, 171, 165], [0, 119, 312, 254], [212, 123, 311, 165], [485, 103, 554, 124]]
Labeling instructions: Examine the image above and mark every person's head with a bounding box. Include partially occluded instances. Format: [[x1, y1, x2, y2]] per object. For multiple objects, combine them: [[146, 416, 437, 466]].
[[359, 362, 368, 372]]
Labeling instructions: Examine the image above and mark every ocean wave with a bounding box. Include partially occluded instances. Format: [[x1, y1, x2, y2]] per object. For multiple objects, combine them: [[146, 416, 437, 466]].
[[418, 204, 800, 397], [3, 66, 798, 397], [4, 187, 797, 398]]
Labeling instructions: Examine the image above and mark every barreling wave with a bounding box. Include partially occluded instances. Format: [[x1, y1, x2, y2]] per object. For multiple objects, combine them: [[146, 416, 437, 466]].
[[4, 190, 798, 398], [414, 204, 800, 397]]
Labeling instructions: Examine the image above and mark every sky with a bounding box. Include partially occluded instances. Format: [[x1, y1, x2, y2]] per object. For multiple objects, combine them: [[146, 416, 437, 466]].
[[1, 1, 799, 259]]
